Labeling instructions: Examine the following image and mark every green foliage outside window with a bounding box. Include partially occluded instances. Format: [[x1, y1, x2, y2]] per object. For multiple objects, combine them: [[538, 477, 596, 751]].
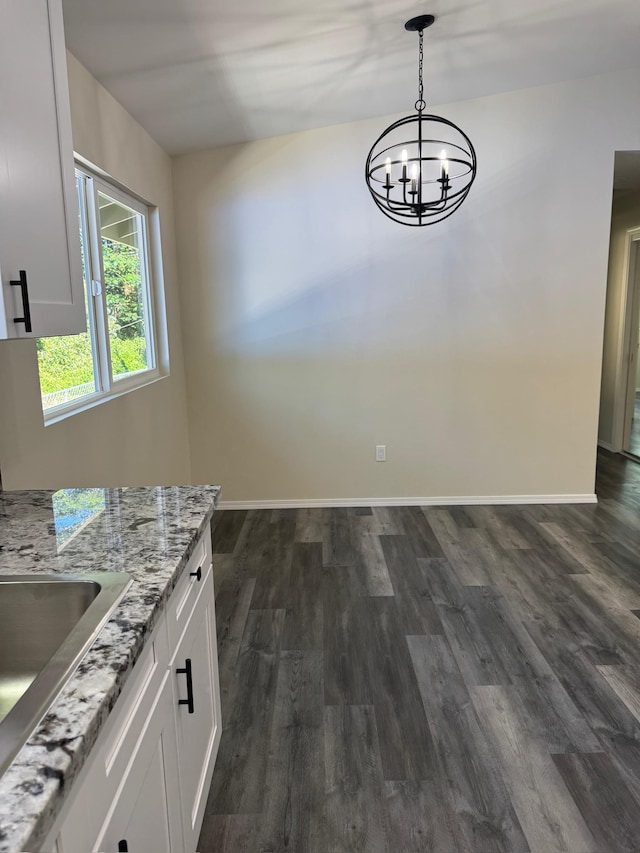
[[37, 239, 147, 397], [37, 334, 146, 394], [103, 239, 145, 340], [37, 332, 94, 393]]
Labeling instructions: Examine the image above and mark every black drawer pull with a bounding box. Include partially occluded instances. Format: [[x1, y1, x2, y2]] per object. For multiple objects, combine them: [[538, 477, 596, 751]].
[[10, 270, 32, 333], [177, 658, 194, 713], [190, 565, 202, 582], [118, 841, 128, 852]]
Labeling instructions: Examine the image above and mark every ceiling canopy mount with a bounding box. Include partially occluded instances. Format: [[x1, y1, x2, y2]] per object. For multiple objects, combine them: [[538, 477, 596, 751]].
[[404, 14, 435, 32]]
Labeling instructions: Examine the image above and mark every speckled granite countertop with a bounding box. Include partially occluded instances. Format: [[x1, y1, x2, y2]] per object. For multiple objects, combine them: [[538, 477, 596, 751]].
[[0, 484, 220, 853]]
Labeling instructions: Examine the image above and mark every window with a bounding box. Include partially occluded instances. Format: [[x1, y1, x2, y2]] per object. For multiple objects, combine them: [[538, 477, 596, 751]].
[[37, 165, 163, 421]]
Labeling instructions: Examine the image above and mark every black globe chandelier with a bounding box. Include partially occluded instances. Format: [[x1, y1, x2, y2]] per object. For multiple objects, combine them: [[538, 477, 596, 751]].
[[365, 14, 477, 226]]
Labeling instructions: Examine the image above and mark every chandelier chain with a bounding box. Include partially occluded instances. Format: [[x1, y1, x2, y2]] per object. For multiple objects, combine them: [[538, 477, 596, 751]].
[[415, 29, 426, 112]]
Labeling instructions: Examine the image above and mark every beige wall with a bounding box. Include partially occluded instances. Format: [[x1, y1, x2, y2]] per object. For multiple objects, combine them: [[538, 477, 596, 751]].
[[599, 189, 640, 448], [0, 53, 191, 489], [174, 69, 640, 503]]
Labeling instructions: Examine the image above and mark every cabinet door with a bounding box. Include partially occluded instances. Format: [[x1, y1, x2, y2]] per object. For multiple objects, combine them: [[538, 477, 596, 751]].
[[96, 672, 184, 853], [172, 569, 222, 853], [0, 0, 85, 339]]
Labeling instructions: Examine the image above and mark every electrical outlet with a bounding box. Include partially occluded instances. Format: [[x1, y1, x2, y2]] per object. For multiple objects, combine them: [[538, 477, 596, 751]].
[[375, 445, 386, 462]]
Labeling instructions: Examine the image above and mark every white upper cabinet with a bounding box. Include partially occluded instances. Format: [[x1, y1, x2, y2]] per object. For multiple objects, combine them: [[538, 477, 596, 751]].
[[0, 0, 85, 339]]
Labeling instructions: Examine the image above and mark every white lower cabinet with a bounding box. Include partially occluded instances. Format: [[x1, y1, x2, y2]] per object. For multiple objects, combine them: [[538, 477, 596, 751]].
[[172, 570, 222, 853], [95, 673, 182, 853], [44, 528, 220, 853]]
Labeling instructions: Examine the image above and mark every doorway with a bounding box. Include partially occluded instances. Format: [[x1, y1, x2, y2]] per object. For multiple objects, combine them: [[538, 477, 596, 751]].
[[598, 150, 640, 459], [621, 234, 640, 457]]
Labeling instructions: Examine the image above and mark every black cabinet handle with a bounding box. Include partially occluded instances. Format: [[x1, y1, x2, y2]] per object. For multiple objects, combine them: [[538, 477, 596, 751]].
[[10, 270, 32, 333], [118, 841, 128, 852], [177, 658, 194, 714], [190, 565, 202, 582]]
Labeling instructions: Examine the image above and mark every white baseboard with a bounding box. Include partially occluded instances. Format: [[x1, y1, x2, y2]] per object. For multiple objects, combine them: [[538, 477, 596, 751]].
[[597, 440, 615, 452], [218, 494, 598, 510]]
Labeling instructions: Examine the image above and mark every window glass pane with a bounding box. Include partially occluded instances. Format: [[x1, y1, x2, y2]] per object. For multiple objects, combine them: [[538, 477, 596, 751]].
[[98, 192, 152, 382], [37, 177, 97, 411]]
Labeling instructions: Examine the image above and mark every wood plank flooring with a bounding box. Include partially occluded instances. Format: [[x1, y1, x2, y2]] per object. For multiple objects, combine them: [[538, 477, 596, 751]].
[[198, 450, 640, 853]]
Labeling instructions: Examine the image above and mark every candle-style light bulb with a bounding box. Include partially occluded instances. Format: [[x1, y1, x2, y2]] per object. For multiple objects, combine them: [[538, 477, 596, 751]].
[[384, 156, 392, 190], [440, 149, 449, 179], [385, 157, 392, 187], [401, 149, 408, 183], [410, 163, 419, 194]]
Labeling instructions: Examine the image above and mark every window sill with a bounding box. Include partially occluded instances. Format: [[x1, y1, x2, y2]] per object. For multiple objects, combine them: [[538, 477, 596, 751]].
[[43, 369, 167, 426]]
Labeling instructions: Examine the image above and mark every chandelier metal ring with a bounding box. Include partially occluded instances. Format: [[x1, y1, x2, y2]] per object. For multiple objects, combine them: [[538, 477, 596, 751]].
[[365, 14, 477, 226]]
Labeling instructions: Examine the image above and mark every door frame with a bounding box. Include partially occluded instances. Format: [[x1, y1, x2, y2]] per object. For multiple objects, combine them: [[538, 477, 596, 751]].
[[613, 227, 640, 451]]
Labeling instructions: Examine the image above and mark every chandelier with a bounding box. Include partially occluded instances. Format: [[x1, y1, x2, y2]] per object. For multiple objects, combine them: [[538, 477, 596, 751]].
[[365, 14, 477, 226]]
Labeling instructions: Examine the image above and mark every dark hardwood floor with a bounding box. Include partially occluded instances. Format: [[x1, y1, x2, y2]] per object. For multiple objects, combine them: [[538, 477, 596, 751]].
[[198, 450, 640, 853]]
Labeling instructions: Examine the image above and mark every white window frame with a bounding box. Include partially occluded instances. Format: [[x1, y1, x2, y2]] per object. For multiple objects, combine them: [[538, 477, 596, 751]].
[[41, 161, 167, 424]]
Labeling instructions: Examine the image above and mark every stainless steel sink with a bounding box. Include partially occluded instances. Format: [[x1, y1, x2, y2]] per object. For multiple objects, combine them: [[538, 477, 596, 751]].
[[0, 573, 131, 775]]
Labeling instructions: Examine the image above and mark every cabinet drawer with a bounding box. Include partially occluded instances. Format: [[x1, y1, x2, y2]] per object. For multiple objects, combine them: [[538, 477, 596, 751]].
[[165, 528, 212, 651]]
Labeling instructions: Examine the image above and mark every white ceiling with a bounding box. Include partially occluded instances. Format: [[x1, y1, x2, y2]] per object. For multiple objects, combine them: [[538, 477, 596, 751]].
[[61, 0, 640, 155]]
